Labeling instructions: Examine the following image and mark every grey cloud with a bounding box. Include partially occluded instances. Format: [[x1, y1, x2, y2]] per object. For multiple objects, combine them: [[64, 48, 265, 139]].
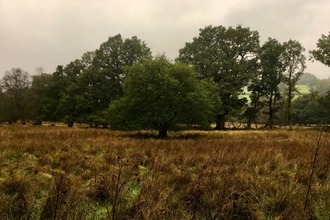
[[0, 0, 329, 78], [225, 0, 330, 45]]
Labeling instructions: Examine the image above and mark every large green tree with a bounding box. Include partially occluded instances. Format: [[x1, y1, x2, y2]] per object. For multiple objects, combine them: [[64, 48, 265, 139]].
[[76, 53, 99, 125], [93, 34, 152, 101], [29, 73, 53, 123], [311, 79, 330, 96], [0, 68, 31, 124], [43, 60, 86, 127], [41, 65, 68, 123], [318, 90, 330, 124], [40, 34, 151, 127], [245, 70, 263, 128], [0, 90, 19, 123], [310, 32, 330, 67], [57, 59, 85, 127], [108, 56, 220, 137], [282, 40, 306, 129], [79, 35, 152, 127], [292, 92, 324, 125], [177, 25, 260, 129], [257, 38, 285, 128]]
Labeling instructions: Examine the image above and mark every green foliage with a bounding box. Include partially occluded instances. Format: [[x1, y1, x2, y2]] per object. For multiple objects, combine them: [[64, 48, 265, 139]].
[[0, 68, 31, 124], [92, 34, 152, 101], [57, 60, 85, 126], [293, 92, 324, 125], [297, 73, 318, 87], [282, 40, 306, 128], [0, 90, 19, 123], [1, 29, 329, 129], [40, 64, 83, 126], [292, 86, 330, 126], [252, 38, 285, 127], [108, 56, 220, 137], [177, 25, 260, 129], [77, 35, 152, 127], [298, 73, 330, 96], [310, 79, 330, 96], [29, 73, 53, 122], [310, 31, 330, 67], [40, 34, 151, 127], [245, 38, 306, 128], [317, 90, 330, 124], [41, 66, 67, 122]]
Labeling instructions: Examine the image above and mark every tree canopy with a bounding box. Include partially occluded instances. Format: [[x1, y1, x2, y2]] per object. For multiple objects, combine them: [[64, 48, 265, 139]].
[[310, 32, 330, 67], [40, 34, 152, 127], [108, 56, 220, 137], [177, 25, 260, 129], [1, 29, 329, 130], [245, 38, 284, 128], [78, 34, 152, 127], [0, 68, 31, 124], [282, 40, 306, 129], [293, 92, 324, 125]]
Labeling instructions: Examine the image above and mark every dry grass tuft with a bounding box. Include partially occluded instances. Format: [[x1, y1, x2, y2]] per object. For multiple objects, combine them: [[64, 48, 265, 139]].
[[0, 124, 329, 219]]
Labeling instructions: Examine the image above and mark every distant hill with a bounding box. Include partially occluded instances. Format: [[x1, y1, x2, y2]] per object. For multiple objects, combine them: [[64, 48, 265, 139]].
[[297, 72, 330, 96], [297, 72, 318, 87]]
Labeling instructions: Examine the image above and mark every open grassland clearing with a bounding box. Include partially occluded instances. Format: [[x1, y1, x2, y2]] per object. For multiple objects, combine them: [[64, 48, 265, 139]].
[[296, 85, 310, 94], [241, 84, 311, 102], [0, 125, 329, 219]]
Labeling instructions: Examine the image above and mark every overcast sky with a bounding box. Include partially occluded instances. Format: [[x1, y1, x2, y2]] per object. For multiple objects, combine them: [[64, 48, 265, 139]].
[[1, 0, 330, 79]]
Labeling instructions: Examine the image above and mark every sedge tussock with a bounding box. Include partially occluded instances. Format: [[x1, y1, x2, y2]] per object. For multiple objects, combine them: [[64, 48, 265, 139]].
[[0, 124, 329, 218]]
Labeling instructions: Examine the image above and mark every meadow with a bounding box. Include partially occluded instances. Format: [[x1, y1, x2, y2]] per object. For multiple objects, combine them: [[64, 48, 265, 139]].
[[296, 85, 311, 94], [0, 124, 329, 219], [241, 84, 311, 101]]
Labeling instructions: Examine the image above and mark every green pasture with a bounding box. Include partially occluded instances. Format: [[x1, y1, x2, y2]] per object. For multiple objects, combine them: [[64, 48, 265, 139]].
[[241, 84, 311, 102]]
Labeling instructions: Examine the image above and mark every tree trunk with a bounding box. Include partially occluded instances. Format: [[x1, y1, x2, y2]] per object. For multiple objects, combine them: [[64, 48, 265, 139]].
[[254, 119, 258, 129], [287, 87, 293, 130], [265, 96, 275, 128], [246, 119, 252, 129], [158, 129, 168, 138], [214, 114, 226, 130], [264, 117, 274, 128]]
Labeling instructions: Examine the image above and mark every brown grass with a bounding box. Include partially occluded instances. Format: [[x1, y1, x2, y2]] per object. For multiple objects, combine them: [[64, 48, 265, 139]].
[[0, 124, 329, 219]]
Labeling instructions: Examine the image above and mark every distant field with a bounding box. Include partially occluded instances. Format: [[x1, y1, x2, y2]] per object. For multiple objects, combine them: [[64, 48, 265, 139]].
[[241, 84, 311, 101], [296, 85, 310, 94], [0, 125, 329, 219]]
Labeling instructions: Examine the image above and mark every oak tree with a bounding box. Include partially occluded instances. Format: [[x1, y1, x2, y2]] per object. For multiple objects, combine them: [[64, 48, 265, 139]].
[[0, 68, 31, 124], [80, 35, 152, 127], [310, 32, 330, 67], [29, 73, 53, 123], [257, 38, 285, 128], [108, 56, 220, 137], [282, 40, 306, 129], [177, 25, 260, 129]]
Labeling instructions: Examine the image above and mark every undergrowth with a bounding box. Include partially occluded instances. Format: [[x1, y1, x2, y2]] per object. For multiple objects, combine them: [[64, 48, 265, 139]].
[[0, 125, 329, 219]]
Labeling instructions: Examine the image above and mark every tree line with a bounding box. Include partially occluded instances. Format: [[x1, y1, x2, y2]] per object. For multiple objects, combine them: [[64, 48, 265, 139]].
[[0, 25, 329, 136]]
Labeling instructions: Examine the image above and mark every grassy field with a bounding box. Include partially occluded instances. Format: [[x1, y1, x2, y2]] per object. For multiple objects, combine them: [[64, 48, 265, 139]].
[[296, 85, 311, 94], [241, 84, 311, 101], [0, 125, 329, 219]]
